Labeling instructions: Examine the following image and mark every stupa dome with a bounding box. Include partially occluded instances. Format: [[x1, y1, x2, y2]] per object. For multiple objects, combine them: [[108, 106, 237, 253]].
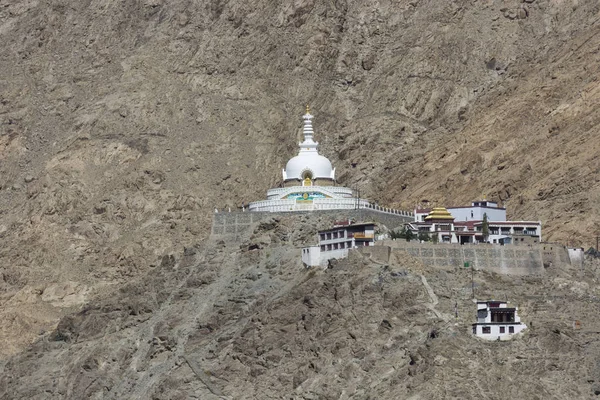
[[282, 108, 336, 182], [284, 153, 334, 181]]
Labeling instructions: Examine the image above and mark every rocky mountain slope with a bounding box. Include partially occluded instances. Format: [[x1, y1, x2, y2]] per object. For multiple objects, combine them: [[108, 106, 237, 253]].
[[1, 0, 600, 396], [2, 215, 600, 399]]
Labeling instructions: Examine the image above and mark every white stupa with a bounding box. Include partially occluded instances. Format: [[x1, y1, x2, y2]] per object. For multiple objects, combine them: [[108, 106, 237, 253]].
[[249, 106, 370, 212]]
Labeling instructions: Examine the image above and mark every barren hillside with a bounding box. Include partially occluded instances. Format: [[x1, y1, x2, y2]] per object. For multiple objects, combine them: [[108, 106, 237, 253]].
[[1, 0, 600, 397], [2, 215, 600, 399]]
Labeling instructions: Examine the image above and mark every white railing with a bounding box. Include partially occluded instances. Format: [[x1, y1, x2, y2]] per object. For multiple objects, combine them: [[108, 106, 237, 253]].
[[249, 197, 414, 216], [362, 203, 414, 217], [249, 198, 368, 212]]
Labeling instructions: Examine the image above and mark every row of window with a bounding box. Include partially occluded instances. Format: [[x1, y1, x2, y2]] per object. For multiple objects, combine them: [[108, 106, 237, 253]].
[[319, 231, 346, 240], [320, 241, 370, 252], [320, 241, 351, 251], [419, 227, 537, 235], [478, 326, 515, 334], [491, 313, 515, 323]]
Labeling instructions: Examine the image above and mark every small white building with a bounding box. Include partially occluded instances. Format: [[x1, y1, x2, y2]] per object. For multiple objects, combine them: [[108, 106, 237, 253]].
[[449, 200, 507, 222], [302, 222, 375, 267], [301, 246, 321, 267], [414, 200, 506, 223], [567, 247, 584, 266], [472, 300, 527, 340]]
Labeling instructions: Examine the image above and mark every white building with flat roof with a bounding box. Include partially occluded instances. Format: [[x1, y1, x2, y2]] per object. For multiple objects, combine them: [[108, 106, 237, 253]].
[[472, 300, 527, 340], [415, 200, 506, 223], [448, 200, 506, 222], [302, 222, 375, 267]]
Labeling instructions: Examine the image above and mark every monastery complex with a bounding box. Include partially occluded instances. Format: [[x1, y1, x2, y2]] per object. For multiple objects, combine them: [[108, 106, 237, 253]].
[[248, 107, 542, 248], [225, 107, 574, 341], [409, 201, 542, 245]]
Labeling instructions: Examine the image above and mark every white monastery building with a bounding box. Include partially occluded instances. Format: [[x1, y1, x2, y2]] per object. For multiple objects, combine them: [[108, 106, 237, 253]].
[[302, 222, 375, 267], [409, 200, 542, 244], [472, 300, 527, 340], [249, 107, 370, 212]]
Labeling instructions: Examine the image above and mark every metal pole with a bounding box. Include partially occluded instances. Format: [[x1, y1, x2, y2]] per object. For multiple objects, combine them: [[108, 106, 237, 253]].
[[471, 264, 475, 299]]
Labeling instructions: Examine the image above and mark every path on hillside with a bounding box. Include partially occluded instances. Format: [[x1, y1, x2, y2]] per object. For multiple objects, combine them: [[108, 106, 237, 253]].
[[420, 274, 450, 322], [111, 246, 233, 400]]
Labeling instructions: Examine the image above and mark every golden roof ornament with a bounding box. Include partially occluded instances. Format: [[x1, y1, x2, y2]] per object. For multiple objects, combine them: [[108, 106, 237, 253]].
[[306, 104, 310, 115], [425, 207, 455, 221]]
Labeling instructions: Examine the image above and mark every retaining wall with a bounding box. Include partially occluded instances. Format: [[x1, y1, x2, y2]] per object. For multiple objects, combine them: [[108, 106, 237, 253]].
[[374, 240, 568, 275], [211, 209, 413, 241]]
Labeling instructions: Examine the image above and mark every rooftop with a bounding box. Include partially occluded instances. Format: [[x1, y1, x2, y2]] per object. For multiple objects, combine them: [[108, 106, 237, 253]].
[[424, 207, 454, 221], [318, 222, 375, 234]]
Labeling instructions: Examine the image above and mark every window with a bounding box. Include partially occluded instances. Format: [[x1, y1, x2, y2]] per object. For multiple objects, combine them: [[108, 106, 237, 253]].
[[482, 326, 491, 334], [340, 242, 345, 249], [499, 327, 505, 334], [509, 326, 514, 334], [347, 241, 352, 248], [320, 234, 326, 240], [320, 245, 325, 251], [471, 211, 474, 218]]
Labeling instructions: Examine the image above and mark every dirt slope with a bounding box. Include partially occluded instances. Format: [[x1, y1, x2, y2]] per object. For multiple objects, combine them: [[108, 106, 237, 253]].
[[2, 216, 600, 399], [1, 0, 600, 395]]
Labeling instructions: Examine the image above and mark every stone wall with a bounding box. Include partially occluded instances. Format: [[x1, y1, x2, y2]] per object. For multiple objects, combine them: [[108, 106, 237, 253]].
[[358, 246, 391, 264], [211, 209, 413, 241], [541, 243, 570, 267], [374, 240, 568, 275], [211, 211, 270, 240], [211, 212, 571, 276]]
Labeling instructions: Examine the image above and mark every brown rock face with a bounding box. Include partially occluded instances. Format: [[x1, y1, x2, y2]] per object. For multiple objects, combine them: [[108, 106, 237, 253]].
[[2, 217, 600, 399], [1, 0, 600, 397]]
